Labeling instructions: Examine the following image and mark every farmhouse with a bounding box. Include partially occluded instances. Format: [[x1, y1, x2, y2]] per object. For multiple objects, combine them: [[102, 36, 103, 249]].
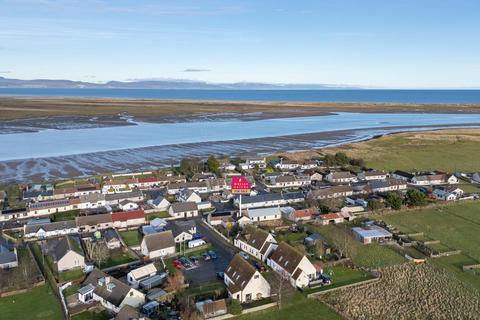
[[267, 242, 317, 288], [234, 229, 277, 261], [224, 254, 271, 303], [24, 220, 78, 239], [168, 202, 199, 218], [352, 225, 393, 244], [140, 230, 175, 259], [432, 186, 464, 201], [78, 269, 145, 313]]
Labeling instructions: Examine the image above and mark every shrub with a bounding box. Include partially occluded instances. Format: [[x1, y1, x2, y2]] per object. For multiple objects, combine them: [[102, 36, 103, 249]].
[[228, 300, 242, 315]]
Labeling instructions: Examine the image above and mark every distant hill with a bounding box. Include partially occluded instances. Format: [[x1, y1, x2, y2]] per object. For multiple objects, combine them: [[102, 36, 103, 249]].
[[0, 76, 360, 90]]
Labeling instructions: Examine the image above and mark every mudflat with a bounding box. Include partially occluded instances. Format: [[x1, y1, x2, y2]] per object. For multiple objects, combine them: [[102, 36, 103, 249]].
[[2, 97, 480, 122]]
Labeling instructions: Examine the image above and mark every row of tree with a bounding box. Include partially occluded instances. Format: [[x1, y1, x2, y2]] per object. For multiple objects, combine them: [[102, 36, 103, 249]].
[[368, 189, 427, 211]]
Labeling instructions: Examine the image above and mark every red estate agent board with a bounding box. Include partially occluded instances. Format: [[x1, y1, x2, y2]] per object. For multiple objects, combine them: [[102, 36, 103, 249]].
[[231, 176, 251, 194]]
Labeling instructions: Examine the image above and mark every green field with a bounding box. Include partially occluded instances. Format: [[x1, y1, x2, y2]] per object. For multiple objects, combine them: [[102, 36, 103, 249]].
[[309, 224, 406, 269], [71, 310, 110, 320], [119, 230, 142, 246], [0, 285, 63, 320], [236, 293, 341, 320], [376, 201, 480, 260], [375, 201, 480, 290], [327, 129, 480, 172]]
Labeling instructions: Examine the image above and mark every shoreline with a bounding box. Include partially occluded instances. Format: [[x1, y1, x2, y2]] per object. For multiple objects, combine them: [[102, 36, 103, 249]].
[[1, 124, 479, 184]]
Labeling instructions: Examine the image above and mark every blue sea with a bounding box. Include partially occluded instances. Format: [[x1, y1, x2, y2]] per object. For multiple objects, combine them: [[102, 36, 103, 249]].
[[1, 88, 480, 103]]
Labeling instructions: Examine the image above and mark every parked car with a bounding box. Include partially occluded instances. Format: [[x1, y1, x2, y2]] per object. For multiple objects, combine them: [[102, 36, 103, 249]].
[[216, 272, 224, 279], [179, 257, 192, 268], [173, 260, 182, 269], [208, 250, 217, 259], [202, 252, 211, 261], [189, 256, 200, 265], [239, 252, 249, 260]]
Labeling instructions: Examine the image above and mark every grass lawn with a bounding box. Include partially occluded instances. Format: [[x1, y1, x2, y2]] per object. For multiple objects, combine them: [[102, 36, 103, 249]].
[[58, 268, 85, 282], [52, 209, 80, 222], [430, 254, 480, 291], [146, 211, 170, 220], [0, 285, 63, 320], [325, 129, 480, 172], [309, 224, 406, 269], [304, 266, 372, 294], [63, 284, 81, 297], [276, 231, 307, 244], [457, 182, 480, 193], [100, 250, 137, 268], [71, 310, 110, 320], [119, 230, 141, 246], [236, 292, 341, 320], [186, 280, 225, 298]]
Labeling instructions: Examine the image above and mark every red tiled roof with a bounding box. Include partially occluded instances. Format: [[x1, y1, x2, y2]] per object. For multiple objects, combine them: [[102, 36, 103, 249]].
[[319, 213, 341, 220], [111, 210, 145, 222], [294, 208, 318, 218]]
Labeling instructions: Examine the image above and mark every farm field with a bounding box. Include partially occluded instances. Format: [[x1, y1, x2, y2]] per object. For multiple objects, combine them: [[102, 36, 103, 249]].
[[374, 201, 480, 290], [320, 263, 480, 320], [236, 292, 341, 320], [309, 224, 406, 269], [324, 129, 480, 172], [376, 201, 480, 260], [0, 285, 63, 320]]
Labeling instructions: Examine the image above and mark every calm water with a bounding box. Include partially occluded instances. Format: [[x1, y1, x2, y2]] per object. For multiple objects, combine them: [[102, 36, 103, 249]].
[[1, 112, 479, 161], [1, 88, 480, 103]]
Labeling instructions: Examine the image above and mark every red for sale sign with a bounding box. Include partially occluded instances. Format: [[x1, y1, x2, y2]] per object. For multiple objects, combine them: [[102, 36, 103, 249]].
[[231, 176, 251, 194]]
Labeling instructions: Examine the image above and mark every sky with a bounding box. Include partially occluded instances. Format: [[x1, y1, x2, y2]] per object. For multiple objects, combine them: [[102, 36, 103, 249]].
[[1, 0, 480, 88]]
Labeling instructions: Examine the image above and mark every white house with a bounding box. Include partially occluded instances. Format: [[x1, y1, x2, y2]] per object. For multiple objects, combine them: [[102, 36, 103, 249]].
[[267, 175, 311, 189], [168, 220, 197, 243], [24, 220, 78, 239], [325, 171, 357, 184], [111, 210, 146, 229], [140, 230, 175, 259], [105, 191, 144, 206], [78, 269, 145, 314], [176, 189, 202, 203], [168, 202, 199, 219], [78, 193, 106, 210], [432, 186, 464, 201], [118, 200, 139, 211], [224, 254, 271, 303], [0, 236, 18, 269], [240, 157, 267, 170], [49, 236, 85, 272], [267, 242, 317, 288], [127, 263, 157, 288], [148, 195, 171, 211], [309, 185, 353, 199], [358, 170, 387, 181], [246, 207, 282, 223], [234, 229, 277, 261], [167, 182, 208, 195], [275, 159, 300, 171]]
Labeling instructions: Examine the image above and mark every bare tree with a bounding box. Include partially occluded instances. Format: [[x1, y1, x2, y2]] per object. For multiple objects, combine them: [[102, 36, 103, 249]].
[[85, 240, 109, 267], [165, 271, 185, 293]]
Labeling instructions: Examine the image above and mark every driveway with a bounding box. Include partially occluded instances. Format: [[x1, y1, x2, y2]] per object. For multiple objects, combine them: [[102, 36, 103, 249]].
[[183, 218, 236, 285]]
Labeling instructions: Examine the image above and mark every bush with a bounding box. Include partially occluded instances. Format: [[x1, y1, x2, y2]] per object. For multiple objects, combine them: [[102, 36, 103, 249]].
[[386, 192, 403, 210], [367, 199, 385, 211], [228, 300, 242, 315], [406, 189, 427, 206]]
